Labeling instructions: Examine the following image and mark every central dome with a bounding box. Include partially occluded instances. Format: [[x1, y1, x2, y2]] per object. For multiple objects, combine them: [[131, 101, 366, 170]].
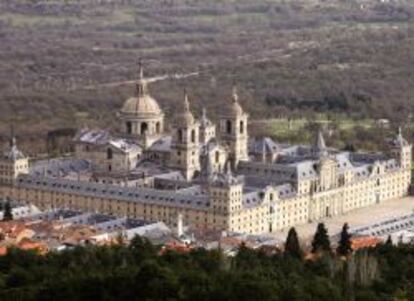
[[118, 63, 165, 141], [121, 94, 162, 117]]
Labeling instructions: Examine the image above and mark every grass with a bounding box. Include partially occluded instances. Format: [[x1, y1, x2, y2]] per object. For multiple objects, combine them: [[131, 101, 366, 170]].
[[258, 116, 375, 137], [0, 13, 83, 27]]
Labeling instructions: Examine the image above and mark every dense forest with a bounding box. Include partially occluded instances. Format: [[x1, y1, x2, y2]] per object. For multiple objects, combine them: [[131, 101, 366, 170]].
[[0, 233, 413, 301], [1, 0, 414, 153]]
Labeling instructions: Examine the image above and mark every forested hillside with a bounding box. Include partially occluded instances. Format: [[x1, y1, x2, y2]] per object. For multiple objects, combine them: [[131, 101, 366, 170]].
[[1, 0, 414, 150], [0, 236, 414, 301]]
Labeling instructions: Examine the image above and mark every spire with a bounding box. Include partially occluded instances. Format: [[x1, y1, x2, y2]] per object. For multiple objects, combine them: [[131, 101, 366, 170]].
[[176, 89, 194, 126], [316, 130, 326, 150], [262, 139, 267, 163], [202, 107, 207, 120], [395, 126, 408, 147], [232, 85, 239, 103], [135, 60, 148, 97], [183, 89, 190, 112], [398, 126, 403, 140], [314, 129, 328, 157], [9, 124, 16, 148]]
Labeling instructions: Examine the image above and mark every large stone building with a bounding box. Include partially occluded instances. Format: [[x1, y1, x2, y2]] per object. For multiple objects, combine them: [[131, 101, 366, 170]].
[[0, 69, 412, 235]]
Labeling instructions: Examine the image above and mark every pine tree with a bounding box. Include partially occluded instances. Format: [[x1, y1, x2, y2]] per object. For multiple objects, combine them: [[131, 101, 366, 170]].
[[285, 227, 302, 259], [2, 201, 13, 221], [385, 235, 393, 246], [337, 223, 352, 256], [311, 222, 331, 253]]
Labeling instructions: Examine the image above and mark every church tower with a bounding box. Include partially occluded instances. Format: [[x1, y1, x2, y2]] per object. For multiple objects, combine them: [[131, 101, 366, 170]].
[[219, 87, 249, 168], [169, 92, 200, 181]]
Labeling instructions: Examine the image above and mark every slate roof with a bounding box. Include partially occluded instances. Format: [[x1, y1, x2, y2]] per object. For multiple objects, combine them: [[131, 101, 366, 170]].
[[250, 137, 281, 154], [74, 129, 111, 145], [16, 175, 211, 211], [149, 136, 172, 152]]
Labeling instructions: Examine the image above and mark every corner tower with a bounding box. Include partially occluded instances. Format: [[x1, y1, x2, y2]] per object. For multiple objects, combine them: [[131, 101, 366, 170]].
[[169, 92, 200, 181], [0, 137, 29, 185], [208, 163, 243, 231], [390, 127, 412, 170], [219, 87, 249, 167]]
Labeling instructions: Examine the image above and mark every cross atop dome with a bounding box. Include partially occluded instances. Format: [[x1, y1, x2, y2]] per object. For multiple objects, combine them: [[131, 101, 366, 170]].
[[135, 60, 148, 97], [232, 85, 239, 103]]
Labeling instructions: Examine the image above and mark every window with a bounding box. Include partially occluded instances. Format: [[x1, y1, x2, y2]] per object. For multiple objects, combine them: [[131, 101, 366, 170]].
[[126, 121, 132, 134], [107, 148, 113, 160], [191, 129, 196, 143], [240, 120, 244, 134], [156, 122, 161, 134], [226, 120, 232, 134], [215, 151, 220, 163], [178, 129, 183, 143], [141, 122, 148, 135]]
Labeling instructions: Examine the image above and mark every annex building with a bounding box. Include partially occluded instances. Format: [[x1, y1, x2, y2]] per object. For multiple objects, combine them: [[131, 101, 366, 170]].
[[0, 67, 412, 235]]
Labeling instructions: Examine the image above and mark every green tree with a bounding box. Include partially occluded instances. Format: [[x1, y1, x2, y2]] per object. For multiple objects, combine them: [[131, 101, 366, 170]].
[[284, 227, 302, 259], [337, 223, 352, 256], [129, 235, 156, 263], [311, 223, 331, 253], [385, 235, 393, 246], [2, 201, 13, 221]]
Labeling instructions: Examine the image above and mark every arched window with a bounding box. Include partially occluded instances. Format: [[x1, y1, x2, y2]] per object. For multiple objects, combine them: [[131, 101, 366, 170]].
[[107, 148, 113, 160], [191, 129, 196, 143], [141, 122, 148, 135], [226, 120, 232, 134], [126, 121, 132, 134], [178, 129, 183, 143], [240, 120, 244, 134], [215, 151, 220, 163], [156, 122, 161, 134]]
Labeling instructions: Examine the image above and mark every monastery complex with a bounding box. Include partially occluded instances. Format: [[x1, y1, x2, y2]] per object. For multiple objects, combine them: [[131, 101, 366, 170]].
[[0, 66, 412, 235]]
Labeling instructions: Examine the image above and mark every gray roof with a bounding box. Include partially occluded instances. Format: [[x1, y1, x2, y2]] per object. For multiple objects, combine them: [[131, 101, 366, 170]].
[[290, 160, 318, 180], [17, 175, 210, 211], [149, 136, 172, 152], [250, 137, 281, 154], [275, 183, 296, 199], [30, 159, 91, 177], [243, 191, 264, 208], [109, 139, 142, 154], [74, 128, 111, 145]]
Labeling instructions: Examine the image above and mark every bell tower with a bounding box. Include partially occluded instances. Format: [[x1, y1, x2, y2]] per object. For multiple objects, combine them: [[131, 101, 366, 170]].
[[219, 87, 249, 168], [169, 91, 200, 181]]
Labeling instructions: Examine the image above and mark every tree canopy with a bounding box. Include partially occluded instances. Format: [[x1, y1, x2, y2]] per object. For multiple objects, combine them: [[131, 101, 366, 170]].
[[0, 235, 413, 300], [337, 223, 352, 257]]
